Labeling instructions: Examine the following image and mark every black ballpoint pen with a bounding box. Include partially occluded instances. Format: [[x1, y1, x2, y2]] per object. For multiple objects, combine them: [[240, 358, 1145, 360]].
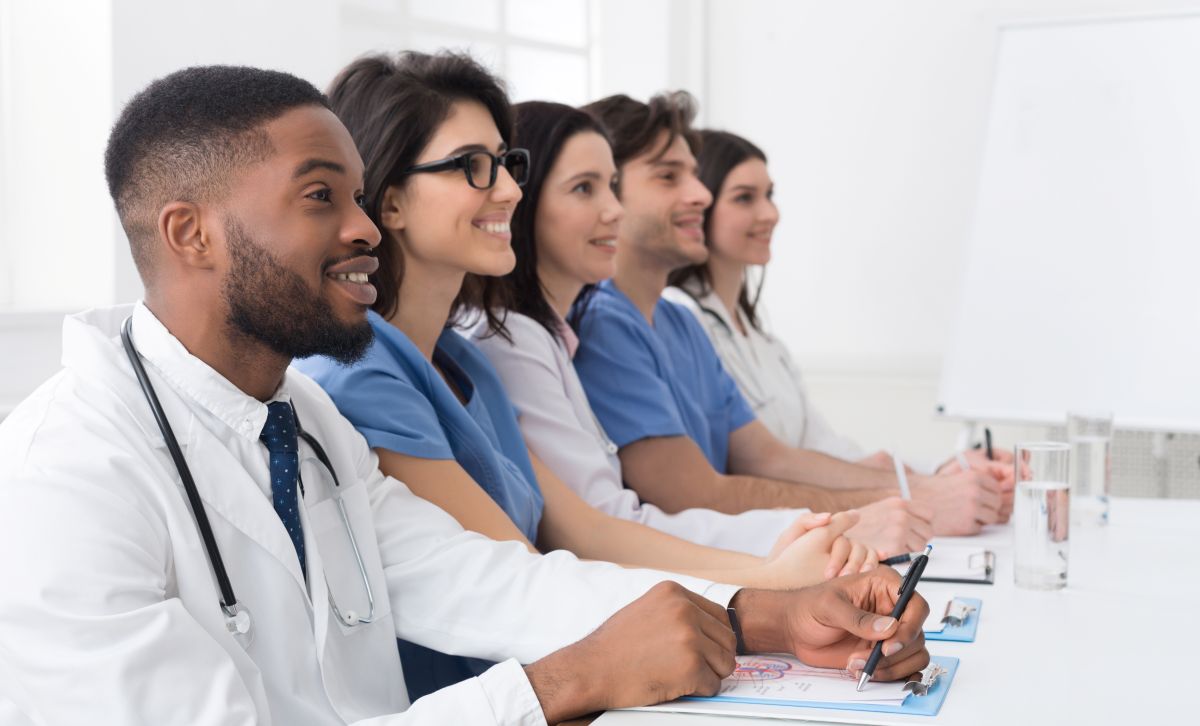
[[879, 551, 923, 567], [985, 427, 994, 461], [856, 544, 932, 691]]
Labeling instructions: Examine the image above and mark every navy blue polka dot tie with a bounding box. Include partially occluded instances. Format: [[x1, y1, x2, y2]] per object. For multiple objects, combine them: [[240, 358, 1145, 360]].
[[259, 401, 306, 576]]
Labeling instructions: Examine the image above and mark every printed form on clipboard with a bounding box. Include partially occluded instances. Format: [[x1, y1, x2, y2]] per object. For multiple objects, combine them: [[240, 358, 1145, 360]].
[[623, 653, 958, 720], [896, 544, 995, 585]]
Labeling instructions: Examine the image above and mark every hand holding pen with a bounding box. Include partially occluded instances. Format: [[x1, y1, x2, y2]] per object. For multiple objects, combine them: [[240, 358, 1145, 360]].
[[858, 544, 933, 690], [745, 567, 930, 685]]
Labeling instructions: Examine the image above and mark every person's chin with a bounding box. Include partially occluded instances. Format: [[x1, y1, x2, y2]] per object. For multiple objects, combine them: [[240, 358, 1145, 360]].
[[746, 250, 771, 266], [326, 292, 374, 323], [474, 249, 517, 277], [333, 307, 371, 332], [583, 261, 615, 285], [748, 240, 772, 265], [672, 232, 708, 261], [682, 243, 709, 265]]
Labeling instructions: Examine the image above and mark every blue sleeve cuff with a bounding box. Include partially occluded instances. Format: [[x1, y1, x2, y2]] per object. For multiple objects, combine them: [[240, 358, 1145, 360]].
[[359, 426, 456, 461]]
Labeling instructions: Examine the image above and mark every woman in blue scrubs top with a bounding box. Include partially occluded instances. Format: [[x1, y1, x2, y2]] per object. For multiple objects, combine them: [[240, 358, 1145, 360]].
[[303, 50, 868, 700], [301, 315, 544, 544]]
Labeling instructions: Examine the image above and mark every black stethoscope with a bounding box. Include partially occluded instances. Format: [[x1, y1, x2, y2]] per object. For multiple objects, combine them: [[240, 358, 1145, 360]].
[[120, 317, 377, 642]]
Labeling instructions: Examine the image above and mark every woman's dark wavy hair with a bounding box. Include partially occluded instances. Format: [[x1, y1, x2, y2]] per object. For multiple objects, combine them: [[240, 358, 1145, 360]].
[[327, 50, 513, 330], [666, 129, 768, 332], [481, 101, 613, 342]]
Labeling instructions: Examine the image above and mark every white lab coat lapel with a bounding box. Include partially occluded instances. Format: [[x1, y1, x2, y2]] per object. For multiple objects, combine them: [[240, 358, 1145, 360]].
[[45, 305, 415, 724], [75, 305, 311, 599], [180, 416, 312, 600], [694, 292, 772, 408]]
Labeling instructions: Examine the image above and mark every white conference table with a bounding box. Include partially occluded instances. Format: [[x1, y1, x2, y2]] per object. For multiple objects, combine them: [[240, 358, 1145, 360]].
[[594, 497, 1195, 725]]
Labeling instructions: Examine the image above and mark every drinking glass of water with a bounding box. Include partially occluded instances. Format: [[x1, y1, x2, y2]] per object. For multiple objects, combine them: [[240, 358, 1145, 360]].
[[1067, 412, 1112, 526], [1014, 442, 1070, 590]]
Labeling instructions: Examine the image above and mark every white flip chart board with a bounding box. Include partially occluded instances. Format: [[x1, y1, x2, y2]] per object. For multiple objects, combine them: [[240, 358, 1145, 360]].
[[938, 13, 1200, 432]]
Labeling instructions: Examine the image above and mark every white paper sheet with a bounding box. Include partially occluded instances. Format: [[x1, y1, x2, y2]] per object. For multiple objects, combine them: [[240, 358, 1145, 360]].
[[924, 597, 950, 632], [710, 654, 909, 706], [897, 544, 992, 582]]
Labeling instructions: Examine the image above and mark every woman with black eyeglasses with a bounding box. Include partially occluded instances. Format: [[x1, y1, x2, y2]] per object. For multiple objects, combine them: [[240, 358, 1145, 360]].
[[296, 51, 870, 699]]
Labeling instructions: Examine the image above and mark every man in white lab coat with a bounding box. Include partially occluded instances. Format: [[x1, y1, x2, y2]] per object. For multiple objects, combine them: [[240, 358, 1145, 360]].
[[0, 65, 929, 725]]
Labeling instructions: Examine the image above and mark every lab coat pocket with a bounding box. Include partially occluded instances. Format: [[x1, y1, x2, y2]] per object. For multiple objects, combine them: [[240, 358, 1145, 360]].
[[305, 481, 393, 637], [303, 466, 408, 718]]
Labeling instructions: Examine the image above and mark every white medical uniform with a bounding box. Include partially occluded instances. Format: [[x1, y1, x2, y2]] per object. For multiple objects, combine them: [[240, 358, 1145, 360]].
[[467, 311, 808, 557], [662, 286, 864, 462], [0, 303, 738, 726]]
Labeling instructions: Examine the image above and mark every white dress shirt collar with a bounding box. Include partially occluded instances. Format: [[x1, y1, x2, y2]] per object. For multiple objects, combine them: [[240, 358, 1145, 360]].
[[124, 301, 289, 443]]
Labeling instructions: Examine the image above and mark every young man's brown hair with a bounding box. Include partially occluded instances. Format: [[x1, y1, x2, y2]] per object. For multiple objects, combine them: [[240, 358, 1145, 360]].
[[582, 90, 700, 172]]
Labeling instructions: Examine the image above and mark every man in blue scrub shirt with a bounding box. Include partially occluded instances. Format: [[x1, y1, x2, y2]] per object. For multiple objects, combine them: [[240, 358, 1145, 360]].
[[574, 92, 1008, 553], [576, 278, 754, 474]]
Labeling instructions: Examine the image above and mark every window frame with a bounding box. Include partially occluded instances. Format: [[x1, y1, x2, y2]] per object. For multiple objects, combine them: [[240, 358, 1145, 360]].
[[339, 0, 597, 103]]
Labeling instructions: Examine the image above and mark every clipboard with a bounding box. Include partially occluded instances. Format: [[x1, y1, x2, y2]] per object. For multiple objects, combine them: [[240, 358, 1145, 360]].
[[628, 655, 959, 719], [897, 545, 995, 585], [925, 597, 982, 642]]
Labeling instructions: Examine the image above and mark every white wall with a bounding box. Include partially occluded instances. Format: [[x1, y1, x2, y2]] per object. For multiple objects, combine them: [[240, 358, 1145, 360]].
[[0, 0, 684, 416], [6, 0, 1196, 461], [0, 1, 113, 311], [0, 0, 344, 416], [110, 0, 345, 305], [703, 0, 1200, 463]]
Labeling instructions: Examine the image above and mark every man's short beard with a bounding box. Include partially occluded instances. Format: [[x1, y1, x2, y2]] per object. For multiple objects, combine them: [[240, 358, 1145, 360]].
[[222, 218, 373, 365], [626, 213, 703, 269]]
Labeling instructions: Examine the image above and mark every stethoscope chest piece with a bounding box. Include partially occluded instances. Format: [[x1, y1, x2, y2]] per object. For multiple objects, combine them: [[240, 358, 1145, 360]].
[[224, 602, 252, 637]]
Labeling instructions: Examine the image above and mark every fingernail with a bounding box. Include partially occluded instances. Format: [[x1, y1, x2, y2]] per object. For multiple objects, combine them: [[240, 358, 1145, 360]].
[[883, 642, 902, 657], [873, 617, 896, 632], [847, 658, 866, 672]]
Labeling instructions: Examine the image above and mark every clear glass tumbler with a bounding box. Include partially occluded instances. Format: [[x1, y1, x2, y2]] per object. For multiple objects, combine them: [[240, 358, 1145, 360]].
[[1013, 442, 1071, 590], [1067, 412, 1112, 526]]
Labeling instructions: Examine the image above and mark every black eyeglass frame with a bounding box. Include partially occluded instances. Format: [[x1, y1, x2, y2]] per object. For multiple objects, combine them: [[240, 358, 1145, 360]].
[[400, 148, 530, 190]]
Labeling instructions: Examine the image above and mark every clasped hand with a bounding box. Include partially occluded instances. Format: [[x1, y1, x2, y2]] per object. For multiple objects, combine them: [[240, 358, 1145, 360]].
[[762, 511, 878, 586]]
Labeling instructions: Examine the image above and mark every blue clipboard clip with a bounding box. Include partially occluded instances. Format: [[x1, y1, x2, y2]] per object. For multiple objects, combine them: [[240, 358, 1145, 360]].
[[925, 597, 983, 642]]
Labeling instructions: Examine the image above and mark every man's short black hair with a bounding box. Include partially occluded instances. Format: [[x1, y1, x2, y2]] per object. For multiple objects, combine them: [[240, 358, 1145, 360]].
[[104, 65, 329, 279]]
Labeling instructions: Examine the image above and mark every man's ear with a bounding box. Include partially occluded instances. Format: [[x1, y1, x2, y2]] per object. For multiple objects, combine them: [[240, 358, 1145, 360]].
[[378, 185, 407, 233], [158, 202, 217, 271]]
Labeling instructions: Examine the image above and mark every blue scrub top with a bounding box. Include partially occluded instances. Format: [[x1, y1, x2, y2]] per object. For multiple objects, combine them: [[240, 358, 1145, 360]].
[[296, 311, 544, 542], [573, 279, 756, 473], [295, 311, 545, 701]]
